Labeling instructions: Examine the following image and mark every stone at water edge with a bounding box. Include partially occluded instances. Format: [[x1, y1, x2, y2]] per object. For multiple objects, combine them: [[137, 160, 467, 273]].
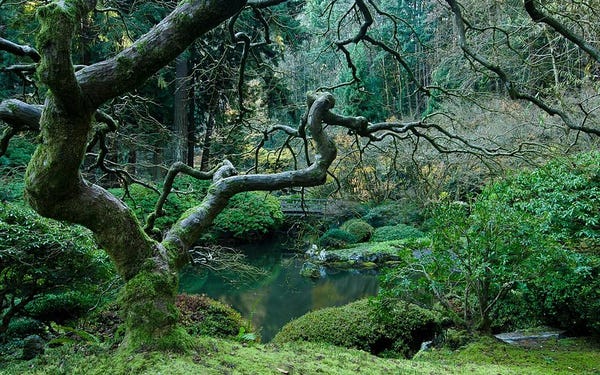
[[494, 329, 566, 345]]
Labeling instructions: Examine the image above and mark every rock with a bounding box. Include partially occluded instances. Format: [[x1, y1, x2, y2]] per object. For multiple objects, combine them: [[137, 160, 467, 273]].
[[494, 329, 566, 345], [22, 334, 44, 360], [348, 253, 364, 262], [305, 244, 319, 257], [300, 262, 323, 279], [317, 250, 340, 263], [361, 262, 377, 269], [419, 340, 433, 352]]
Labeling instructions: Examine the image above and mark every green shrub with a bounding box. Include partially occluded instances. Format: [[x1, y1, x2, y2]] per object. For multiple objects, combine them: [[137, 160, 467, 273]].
[[176, 294, 256, 340], [0, 134, 36, 167], [212, 192, 284, 241], [490, 151, 600, 252], [5, 318, 46, 338], [378, 152, 600, 335], [442, 329, 473, 350], [340, 219, 374, 242], [273, 299, 440, 358], [0, 202, 115, 335], [0, 135, 34, 202], [317, 228, 358, 248], [363, 201, 423, 228], [372, 224, 425, 242], [26, 291, 97, 324]]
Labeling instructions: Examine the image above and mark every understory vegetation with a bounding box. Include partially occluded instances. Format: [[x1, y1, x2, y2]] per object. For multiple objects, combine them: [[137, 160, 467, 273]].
[[1, 335, 599, 374]]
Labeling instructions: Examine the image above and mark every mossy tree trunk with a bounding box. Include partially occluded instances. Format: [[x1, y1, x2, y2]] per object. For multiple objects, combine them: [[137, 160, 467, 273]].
[[19, 0, 248, 351], [0, 0, 370, 351]]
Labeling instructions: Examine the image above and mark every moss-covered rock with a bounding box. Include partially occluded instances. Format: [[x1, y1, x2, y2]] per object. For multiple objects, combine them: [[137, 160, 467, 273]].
[[272, 298, 440, 358], [306, 239, 428, 270], [300, 262, 323, 279]]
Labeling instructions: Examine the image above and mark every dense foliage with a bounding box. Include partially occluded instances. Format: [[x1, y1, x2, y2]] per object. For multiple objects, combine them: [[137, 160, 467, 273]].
[[371, 224, 425, 242], [378, 152, 600, 335], [212, 192, 284, 241], [317, 228, 359, 249], [176, 294, 256, 341], [340, 218, 374, 242], [112, 184, 283, 242], [0, 202, 115, 336]]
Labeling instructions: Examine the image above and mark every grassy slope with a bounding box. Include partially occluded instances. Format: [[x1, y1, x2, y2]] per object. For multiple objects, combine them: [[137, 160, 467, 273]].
[[1, 336, 598, 375]]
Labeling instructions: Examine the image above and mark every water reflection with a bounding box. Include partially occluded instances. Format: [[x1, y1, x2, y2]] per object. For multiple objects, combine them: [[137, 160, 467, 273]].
[[179, 242, 379, 341]]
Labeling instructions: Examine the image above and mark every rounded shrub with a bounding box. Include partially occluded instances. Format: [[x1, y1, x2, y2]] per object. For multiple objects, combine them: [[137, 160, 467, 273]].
[[340, 219, 374, 242], [317, 228, 358, 249], [371, 224, 425, 242], [212, 192, 284, 241], [176, 294, 256, 340], [272, 299, 440, 358], [25, 291, 97, 324]]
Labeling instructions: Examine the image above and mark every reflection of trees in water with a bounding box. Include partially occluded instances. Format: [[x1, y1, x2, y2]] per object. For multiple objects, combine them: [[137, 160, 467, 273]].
[[312, 282, 344, 310], [180, 253, 379, 341]]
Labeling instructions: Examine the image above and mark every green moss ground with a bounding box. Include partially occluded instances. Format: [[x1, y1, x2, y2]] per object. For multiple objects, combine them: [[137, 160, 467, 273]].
[[1, 335, 598, 374]]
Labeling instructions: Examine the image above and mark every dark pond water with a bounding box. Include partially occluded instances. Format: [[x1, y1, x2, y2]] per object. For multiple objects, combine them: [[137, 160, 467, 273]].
[[178, 240, 379, 342]]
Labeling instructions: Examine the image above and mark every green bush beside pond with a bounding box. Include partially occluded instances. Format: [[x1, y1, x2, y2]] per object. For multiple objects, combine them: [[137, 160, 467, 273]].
[[272, 298, 440, 358]]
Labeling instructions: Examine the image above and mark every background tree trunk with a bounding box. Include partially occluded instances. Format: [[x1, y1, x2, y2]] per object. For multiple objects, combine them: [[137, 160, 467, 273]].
[[172, 54, 190, 164]]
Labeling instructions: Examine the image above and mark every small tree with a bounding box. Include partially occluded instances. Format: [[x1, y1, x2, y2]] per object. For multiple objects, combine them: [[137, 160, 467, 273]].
[[381, 192, 555, 333]]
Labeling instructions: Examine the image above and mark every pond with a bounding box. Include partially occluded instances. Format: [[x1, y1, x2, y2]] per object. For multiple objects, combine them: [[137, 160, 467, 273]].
[[179, 240, 379, 342]]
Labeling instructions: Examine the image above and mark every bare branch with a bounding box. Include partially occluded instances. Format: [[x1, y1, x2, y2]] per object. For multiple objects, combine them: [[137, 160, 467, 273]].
[[524, 0, 600, 63], [77, 0, 247, 109], [0, 99, 42, 130], [445, 0, 600, 136], [0, 37, 40, 62], [145, 162, 226, 234], [162, 92, 342, 264]]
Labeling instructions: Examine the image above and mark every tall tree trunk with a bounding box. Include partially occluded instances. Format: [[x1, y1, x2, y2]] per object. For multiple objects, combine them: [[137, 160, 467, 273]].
[[20, 0, 248, 351], [200, 112, 214, 171], [186, 74, 196, 167], [172, 54, 190, 163]]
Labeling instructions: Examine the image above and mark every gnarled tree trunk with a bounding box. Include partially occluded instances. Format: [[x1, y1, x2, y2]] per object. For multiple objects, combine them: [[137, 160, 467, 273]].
[[2, 0, 370, 351]]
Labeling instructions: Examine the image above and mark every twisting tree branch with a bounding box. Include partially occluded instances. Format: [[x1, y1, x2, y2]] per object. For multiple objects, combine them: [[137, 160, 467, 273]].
[[145, 161, 227, 234], [524, 0, 600, 63], [0, 37, 40, 62], [445, 0, 600, 136], [162, 91, 342, 267]]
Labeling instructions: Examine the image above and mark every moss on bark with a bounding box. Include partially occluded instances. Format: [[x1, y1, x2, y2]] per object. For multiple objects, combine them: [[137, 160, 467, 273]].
[[118, 259, 194, 352]]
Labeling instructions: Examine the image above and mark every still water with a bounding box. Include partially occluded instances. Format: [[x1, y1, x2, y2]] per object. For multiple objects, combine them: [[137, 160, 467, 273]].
[[179, 241, 379, 341]]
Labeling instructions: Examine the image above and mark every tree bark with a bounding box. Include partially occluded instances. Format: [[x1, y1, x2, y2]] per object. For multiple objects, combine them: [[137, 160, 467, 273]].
[[172, 54, 190, 164]]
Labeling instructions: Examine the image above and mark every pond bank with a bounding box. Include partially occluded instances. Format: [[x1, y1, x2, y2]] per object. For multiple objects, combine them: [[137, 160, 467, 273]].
[[179, 240, 378, 341], [302, 239, 428, 277]]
